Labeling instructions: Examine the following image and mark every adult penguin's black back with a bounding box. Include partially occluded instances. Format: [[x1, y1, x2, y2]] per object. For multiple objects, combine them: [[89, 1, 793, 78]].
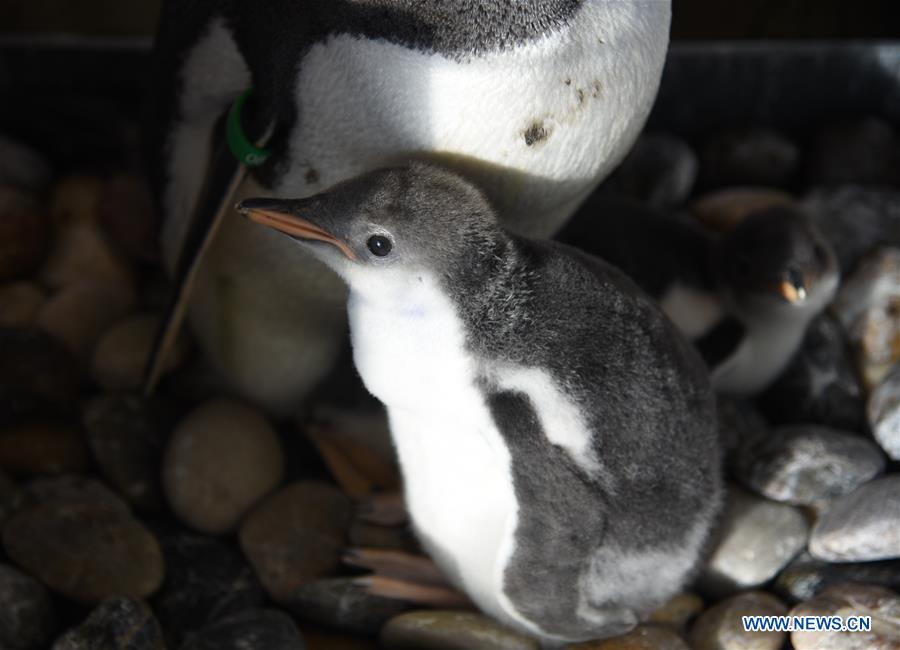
[[145, 1, 672, 412]]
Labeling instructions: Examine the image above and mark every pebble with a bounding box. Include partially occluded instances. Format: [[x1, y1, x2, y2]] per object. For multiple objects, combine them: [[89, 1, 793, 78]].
[[567, 625, 690, 649], [608, 133, 698, 207], [91, 312, 188, 391], [0, 417, 88, 478], [868, 364, 900, 460], [381, 610, 539, 650], [775, 552, 900, 603], [648, 592, 705, 629], [807, 117, 900, 187], [0, 135, 52, 191], [303, 628, 379, 650], [804, 186, 900, 273], [152, 532, 264, 646], [53, 596, 165, 650], [287, 577, 414, 635], [162, 399, 285, 534], [689, 591, 787, 650], [809, 475, 900, 562], [690, 187, 795, 232], [0, 562, 55, 649], [46, 175, 101, 228], [0, 282, 44, 327], [41, 176, 133, 290], [36, 281, 136, 360], [0, 186, 48, 280], [831, 247, 900, 388], [0, 327, 83, 408], [735, 425, 885, 505], [2, 500, 163, 604], [40, 221, 134, 292], [8, 474, 129, 515], [700, 128, 799, 188], [758, 315, 867, 433], [700, 486, 809, 596], [83, 395, 172, 510], [239, 481, 351, 602], [97, 174, 159, 264], [180, 609, 306, 650], [790, 583, 900, 650]]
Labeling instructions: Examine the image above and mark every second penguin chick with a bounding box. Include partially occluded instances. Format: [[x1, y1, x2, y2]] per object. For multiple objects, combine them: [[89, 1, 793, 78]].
[[238, 164, 721, 645], [557, 195, 839, 395]]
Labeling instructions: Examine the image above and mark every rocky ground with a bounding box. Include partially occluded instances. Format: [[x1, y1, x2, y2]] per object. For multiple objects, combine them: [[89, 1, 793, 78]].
[[0, 115, 899, 650]]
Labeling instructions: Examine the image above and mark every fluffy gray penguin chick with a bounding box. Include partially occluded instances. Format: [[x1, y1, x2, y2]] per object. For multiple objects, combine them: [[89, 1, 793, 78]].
[[557, 195, 839, 395], [238, 163, 722, 645]]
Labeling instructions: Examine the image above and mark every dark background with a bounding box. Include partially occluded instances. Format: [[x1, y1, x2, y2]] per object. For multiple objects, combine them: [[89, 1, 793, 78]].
[[1, 0, 899, 40]]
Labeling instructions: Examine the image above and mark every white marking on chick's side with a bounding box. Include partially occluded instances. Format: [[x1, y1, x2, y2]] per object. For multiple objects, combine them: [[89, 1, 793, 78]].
[[347, 271, 571, 636], [494, 366, 605, 479]]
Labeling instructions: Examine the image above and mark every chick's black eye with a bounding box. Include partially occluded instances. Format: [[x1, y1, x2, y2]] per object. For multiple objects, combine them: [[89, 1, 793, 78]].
[[367, 235, 392, 257]]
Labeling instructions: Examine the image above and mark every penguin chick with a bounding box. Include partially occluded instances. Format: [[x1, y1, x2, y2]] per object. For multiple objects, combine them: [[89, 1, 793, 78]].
[[557, 196, 839, 395], [237, 163, 722, 645]]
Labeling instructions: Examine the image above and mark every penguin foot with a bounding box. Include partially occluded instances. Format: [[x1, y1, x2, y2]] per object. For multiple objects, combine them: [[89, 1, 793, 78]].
[[343, 548, 446, 584], [356, 491, 407, 526], [353, 575, 473, 609], [345, 548, 473, 608], [305, 421, 399, 498]]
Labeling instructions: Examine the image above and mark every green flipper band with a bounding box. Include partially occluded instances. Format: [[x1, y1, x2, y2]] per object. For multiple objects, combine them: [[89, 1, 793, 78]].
[[227, 89, 272, 167]]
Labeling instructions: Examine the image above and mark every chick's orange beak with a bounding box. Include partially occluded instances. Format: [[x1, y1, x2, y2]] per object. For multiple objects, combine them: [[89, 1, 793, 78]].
[[237, 199, 357, 261]]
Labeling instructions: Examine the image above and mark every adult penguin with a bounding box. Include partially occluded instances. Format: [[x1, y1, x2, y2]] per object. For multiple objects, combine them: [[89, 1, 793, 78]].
[[146, 1, 672, 412]]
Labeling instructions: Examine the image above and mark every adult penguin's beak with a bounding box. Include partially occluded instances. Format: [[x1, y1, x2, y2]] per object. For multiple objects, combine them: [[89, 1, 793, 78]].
[[237, 197, 357, 261]]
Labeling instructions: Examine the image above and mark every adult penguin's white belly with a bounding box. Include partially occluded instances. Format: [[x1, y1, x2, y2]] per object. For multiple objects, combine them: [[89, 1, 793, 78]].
[[163, 1, 671, 413]]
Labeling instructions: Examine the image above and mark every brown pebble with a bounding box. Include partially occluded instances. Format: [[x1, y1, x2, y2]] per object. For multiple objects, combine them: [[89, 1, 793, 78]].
[[0, 186, 48, 280], [0, 281, 45, 327], [0, 420, 88, 478], [41, 222, 134, 291], [239, 481, 351, 602], [381, 610, 539, 650], [163, 399, 285, 534], [791, 582, 900, 650], [567, 624, 690, 649], [53, 595, 166, 650], [91, 312, 188, 391], [689, 591, 787, 650], [41, 175, 133, 291], [302, 625, 380, 650], [0, 327, 83, 407], [83, 394, 172, 510], [9, 474, 130, 516], [3, 501, 164, 604], [48, 175, 102, 228], [648, 592, 705, 629], [36, 281, 136, 359]]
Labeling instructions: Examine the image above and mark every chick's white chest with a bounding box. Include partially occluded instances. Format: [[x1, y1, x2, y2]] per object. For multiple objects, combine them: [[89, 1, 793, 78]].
[[347, 278, 525, 627]]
